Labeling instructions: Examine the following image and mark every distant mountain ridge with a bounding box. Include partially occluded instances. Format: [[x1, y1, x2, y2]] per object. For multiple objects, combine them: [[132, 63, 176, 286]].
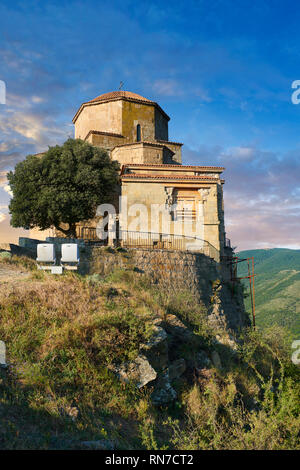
[[237, 248, 300, 338]]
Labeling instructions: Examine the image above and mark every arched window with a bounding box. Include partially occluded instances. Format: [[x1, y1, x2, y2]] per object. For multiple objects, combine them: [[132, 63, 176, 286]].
[[136, 124, 141, 142]]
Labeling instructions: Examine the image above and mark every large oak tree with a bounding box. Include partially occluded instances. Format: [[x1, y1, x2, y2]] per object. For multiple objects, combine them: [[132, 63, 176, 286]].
[[8, 138, 120, 238]]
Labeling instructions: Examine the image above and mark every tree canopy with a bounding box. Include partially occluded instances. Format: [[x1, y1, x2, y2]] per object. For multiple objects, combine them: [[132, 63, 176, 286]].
[[7, 138, 120, 238]]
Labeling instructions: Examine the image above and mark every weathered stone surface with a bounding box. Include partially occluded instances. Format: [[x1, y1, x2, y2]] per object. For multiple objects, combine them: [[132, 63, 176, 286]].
[[215, 333, 239, 351], [113, 354, 157, 388], [209, 283, 250, 332], [168, 358, 186, 381], [112, 322, 185, 405], [140, 325, 168, 371], [151, 371, 177, 405], [195, 350, 212, 370], [211, 350, 222, 369], [81, 247, 249, 335], [163, 314, 194, 342], [0, 340, 6, 367]]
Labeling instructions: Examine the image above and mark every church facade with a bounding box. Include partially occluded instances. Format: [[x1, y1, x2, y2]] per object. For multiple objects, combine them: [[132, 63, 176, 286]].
[[72, 90, 227, 261]]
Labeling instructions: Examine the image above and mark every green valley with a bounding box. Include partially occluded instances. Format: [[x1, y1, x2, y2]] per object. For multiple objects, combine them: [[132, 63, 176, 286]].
[[237, 248, 300, 338]]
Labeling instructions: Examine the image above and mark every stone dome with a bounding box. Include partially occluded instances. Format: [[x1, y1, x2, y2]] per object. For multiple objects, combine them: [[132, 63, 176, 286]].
[[88, 90, 152, 104]]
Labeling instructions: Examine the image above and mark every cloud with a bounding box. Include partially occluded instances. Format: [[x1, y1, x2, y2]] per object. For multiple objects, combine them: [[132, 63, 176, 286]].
[[184, 143, 300, 250], [0, 171, 7, 186], [3, 185, 12, 197], [0, 172, 12, 202], [0, 110, 66, 146], [0, 0, 298, 250], [31, 96, 45, 104], [0, 212, 7, 224], [227, 146, 256, 161], [0, 171, 12, 197], [6, 92, 46, 109], [0, 212, 29, 244], [0, 142, 11, 152], [151, 79, 212, 102], [152, 79, 184, 97], [224, 192, 300, 250]]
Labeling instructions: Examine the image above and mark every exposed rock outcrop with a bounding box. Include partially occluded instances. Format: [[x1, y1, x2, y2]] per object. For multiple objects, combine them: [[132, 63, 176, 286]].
[[211, 350, 222, 369], [162, 314, 195, 342], [111, 312, 235, 405], [168, 358, 186, 381], [140, 325, 168, 372], [208, 281, 250, 332], [151, 370, 177, 405], [194, 350, 212, 370], [112, 354, 157, 388]]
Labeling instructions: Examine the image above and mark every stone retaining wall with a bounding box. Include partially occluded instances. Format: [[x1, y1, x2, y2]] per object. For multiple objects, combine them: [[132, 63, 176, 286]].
[[80, 247, 218, 298], [80, 246, 249, 332], [11, 239, 249, 333]]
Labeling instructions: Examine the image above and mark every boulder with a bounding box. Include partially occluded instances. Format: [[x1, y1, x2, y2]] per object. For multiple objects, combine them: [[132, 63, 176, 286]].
[[163, 314, 194, 342], [209, 283, 250, 331], [211, 350, 222, 369], [151, 371, 177, 405], [0, 340, 6, 368], [168, 358, 186, 381], [195, 350, 212, 369], [140, 325, 168, 371], [113, 354, 157, 388]]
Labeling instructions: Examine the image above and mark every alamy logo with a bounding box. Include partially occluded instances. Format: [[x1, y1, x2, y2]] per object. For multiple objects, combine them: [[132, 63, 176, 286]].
[[95, 196, 205, 248], [291, 340, 300, 365], [291, 80, 300, 104], [0, 341, 5, 365], [0, 80, 6, 104]]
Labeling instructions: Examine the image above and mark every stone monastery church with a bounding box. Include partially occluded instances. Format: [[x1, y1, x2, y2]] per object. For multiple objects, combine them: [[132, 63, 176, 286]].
[[70, 90, 228, 260], [71, 90, 227, 261]]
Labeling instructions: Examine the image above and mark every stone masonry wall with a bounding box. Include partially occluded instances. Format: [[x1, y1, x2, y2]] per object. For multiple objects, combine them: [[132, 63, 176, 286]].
[[80, 246, 250, 333]]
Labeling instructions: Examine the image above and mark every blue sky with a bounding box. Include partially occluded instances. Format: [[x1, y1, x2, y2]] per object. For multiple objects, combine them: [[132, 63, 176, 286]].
[[1, 0, 300, 249]]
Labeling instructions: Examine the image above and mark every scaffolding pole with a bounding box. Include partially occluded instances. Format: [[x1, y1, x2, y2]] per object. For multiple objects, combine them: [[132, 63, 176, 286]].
[[223, 255, 256, 330]]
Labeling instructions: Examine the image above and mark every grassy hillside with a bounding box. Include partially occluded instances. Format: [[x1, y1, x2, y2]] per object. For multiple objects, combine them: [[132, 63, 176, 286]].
[[0, 253, 299, 450], [237, 248, 300, 339]]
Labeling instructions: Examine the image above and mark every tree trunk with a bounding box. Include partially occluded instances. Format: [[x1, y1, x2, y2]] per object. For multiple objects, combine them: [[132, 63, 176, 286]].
[[56, 223, 77, 239]]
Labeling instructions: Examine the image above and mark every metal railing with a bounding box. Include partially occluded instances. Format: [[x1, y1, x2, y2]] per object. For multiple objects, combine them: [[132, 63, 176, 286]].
[[78, 226, 98, 241], [77, 227, 220, 261], [119, 230, 220, 261]]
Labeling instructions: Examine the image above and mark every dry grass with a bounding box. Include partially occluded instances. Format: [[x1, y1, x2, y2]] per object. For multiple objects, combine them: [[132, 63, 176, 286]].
[[0, 257, 299, 450], [0, 266, 158, 449], [0, 254, 37, 270]]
